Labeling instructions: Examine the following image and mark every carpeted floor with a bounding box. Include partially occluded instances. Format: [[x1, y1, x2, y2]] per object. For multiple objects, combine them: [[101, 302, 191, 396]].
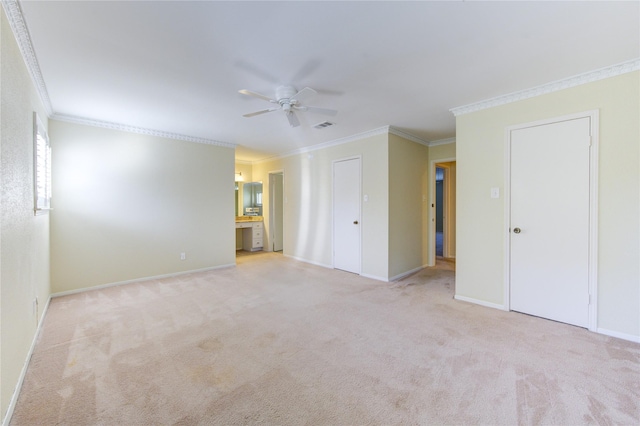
[[10, 253, 640, 425]]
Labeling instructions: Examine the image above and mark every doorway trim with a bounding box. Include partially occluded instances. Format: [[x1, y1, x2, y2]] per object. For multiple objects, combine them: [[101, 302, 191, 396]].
[[430, 157, 455, 266], [268, 169, 285, 253], [504, 110, 599, 331]]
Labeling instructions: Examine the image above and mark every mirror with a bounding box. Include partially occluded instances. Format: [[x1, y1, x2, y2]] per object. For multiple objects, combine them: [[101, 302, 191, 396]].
[[238, 181, 262, 216]]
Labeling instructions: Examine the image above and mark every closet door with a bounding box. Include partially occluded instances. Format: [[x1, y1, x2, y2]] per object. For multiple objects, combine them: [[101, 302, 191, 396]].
[[510, 117, 591, 327]]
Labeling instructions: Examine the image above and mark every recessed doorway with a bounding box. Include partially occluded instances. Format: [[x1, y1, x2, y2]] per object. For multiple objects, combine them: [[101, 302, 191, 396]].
[[431, 159, 456, 265]]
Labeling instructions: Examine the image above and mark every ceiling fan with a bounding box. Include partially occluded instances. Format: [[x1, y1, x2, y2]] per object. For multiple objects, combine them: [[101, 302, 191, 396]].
[[239, 85, 337, 128]]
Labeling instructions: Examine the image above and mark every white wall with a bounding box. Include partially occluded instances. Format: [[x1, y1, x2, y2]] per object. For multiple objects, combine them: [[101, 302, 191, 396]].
[[456, 72, 640, 340], [252, 132, 391, 280], [0, 8, 51, 419], [50, 120, 236, 293]]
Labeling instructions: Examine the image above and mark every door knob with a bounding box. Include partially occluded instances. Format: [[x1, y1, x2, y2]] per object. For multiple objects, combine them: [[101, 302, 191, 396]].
[[353, 220, 359, 225], [513, 227, 521, 234]]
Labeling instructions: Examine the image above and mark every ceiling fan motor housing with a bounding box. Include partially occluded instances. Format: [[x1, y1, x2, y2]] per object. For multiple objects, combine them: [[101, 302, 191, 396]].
[[276, 85, 298, 104]]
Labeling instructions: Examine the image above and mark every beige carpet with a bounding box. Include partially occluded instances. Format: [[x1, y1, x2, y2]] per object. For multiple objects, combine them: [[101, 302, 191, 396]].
[[10, 253, 640, 425]]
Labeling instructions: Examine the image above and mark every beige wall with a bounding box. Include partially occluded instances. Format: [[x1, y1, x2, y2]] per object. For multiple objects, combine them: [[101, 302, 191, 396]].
[[234, 161, 253, 218], [388, 134, 429, 278], [456, 72, 640, 339], [428, 142, 456, 161], [1, 9, 51, 419], [234, 162, 253, 184], [50, 121, 236, 293], [252, 132, 391, 280]]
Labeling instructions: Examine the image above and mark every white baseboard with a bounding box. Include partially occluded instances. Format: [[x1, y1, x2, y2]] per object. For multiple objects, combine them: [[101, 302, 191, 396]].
[[597, 328, 640, 343], [454, 294, 508, 311], [283, 254, 332, 270], [283, 254, 394, 282], [360, 273, 389, 282], [2, 296, 52, 426], [51, 263, 236, 298], [389, 266, 424, 282]]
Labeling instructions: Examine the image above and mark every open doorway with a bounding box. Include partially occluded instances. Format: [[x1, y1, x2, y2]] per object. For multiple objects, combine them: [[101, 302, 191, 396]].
[[431, 160, 456, 264], [435, 167, 445, 257], [269, 171, 284, 253]]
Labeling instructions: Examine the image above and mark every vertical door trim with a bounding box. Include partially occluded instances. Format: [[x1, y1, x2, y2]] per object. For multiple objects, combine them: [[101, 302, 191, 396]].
[[268, 169, 285, 253], [332, 155, 362, 273], [504, 110, 599, 331]]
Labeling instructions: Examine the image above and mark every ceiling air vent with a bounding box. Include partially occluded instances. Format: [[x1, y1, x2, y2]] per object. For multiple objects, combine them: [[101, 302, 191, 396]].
[[313, 121, 334, 129]]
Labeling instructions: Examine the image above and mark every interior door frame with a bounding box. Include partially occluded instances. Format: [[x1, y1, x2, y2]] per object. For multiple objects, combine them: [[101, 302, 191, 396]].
[[430, 157, 455, 266], [332, 155, 362, 273], [504, 110, 599, 331], [268, 169, 285, 252]]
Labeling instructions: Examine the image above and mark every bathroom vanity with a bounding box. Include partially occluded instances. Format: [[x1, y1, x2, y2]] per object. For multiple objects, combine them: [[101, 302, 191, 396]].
[[235, 180, 264, 251], [235, 217, 263, 251]]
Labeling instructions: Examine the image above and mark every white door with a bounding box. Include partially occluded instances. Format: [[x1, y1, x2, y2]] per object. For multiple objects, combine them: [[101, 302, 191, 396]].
[[333, 158, 361, 274], [270, 173, 284, 252], [510, 117, 591, 327]]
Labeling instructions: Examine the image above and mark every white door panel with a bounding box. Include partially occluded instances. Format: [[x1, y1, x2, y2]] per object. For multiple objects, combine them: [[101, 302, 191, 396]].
[[510, 117, 590, 327], [334, 158, 361, 274]]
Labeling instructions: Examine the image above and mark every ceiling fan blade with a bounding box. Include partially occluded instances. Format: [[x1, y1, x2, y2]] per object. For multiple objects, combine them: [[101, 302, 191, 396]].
[[286, 111, 300, 128], [235, 60, 279, 84], [243, 108, 279, 118], [295, 105, 338, 116], [290, 87, 317, 103], [239, 89, 277, 103]]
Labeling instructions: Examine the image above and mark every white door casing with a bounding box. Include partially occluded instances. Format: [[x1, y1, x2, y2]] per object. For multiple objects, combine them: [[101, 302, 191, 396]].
[[333, 157, 361, 274], [506, 112, 598, 329]]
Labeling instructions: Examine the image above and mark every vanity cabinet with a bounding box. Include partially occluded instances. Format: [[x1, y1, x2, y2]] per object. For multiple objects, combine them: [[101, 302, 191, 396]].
[[236, 221, 263, 251]]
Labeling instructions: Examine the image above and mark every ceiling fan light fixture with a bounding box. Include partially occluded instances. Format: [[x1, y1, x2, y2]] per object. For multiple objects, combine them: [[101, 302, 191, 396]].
[[239, 84, 337, 128]]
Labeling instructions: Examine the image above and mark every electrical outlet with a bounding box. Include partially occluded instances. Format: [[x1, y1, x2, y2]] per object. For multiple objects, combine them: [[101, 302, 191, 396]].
[[180, 252, 186, 261]]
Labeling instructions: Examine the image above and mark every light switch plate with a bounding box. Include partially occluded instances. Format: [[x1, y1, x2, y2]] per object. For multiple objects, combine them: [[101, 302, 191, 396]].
[[491, 187, 500, 198]]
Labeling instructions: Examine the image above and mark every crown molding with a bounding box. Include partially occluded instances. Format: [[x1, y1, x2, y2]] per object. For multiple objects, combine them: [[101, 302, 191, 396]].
[[428, 137, 456, 146], [254, 125, 434, 164], [388, 126, 430, 146], [254, 126, 392, 164], [2, 0, 53, 116], [4, 0, 234, 148], [51, 114, 236, 148], [450, 58, 640, 117]]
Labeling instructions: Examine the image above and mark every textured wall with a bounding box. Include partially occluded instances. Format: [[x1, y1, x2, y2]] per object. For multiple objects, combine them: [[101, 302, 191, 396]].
[[1, 8, 51, 419]]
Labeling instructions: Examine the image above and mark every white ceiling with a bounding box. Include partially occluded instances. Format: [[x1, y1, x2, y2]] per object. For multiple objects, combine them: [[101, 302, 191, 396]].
[[18, 1, 639, 162]]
